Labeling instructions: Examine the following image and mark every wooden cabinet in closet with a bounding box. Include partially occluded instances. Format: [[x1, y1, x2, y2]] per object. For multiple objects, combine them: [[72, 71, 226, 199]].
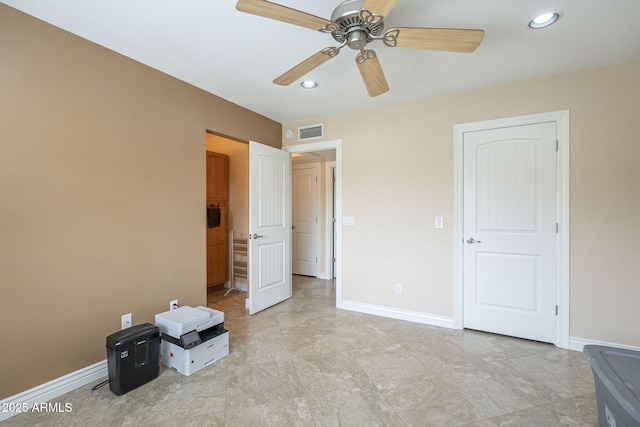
[[206, 151, 229, 287]]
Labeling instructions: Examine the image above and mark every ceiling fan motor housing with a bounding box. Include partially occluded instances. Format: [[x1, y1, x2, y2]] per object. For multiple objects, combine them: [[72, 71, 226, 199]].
[[330, 0, 384, 49]]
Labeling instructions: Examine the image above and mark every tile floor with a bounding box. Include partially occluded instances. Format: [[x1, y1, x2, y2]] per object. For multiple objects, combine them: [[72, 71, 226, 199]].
[[3, 276, 598, 426]]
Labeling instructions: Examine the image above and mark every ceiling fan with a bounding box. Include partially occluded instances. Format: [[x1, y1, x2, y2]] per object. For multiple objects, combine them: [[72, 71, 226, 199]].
[[236, 0, 485, 97]]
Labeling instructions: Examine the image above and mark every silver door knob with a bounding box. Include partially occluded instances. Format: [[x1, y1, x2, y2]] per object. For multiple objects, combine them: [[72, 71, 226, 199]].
[[466, 238, 482, 244], [251, 233, 264, 239]]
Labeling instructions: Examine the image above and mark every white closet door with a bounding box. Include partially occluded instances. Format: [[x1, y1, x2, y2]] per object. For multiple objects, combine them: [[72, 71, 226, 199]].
[[463, 122, 558, 343]]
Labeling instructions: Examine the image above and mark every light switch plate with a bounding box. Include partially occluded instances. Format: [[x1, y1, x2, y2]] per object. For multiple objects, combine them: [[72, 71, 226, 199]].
[[435, 217, 444, 229], [343, 216, 355, 226]]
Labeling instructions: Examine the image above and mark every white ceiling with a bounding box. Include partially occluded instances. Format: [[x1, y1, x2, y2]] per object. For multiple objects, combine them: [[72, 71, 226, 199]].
[[4, 0, 640, 123], [292, 150, 336, 164]]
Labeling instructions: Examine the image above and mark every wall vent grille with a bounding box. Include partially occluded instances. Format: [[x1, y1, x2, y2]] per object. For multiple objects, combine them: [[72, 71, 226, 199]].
[[298, 123, 324, 141]]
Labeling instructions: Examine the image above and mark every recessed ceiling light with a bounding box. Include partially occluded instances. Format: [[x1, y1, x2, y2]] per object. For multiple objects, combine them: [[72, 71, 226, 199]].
[[529, 11, 561, 29], [300, 80, 318, 89]]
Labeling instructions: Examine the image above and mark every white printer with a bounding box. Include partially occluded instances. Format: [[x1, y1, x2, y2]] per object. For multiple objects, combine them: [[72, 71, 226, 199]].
[[154, 306, 228, 376]]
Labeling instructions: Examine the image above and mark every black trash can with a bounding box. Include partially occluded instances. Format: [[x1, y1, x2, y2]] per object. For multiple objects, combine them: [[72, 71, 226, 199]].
[[106, 323, 160, 395]]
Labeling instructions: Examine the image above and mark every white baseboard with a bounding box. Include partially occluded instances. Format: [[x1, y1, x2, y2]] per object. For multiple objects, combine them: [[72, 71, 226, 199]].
[[340, 301, 640, 354], [569, 336, 640, 353], [0, 360, 107, 422], [340, 300, 456, 329]]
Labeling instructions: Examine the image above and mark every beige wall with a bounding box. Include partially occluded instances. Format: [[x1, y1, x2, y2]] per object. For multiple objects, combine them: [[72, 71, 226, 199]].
[[0, 4, 280, 399], [284, 61, 640, 348], [205, 134, 249, 238]]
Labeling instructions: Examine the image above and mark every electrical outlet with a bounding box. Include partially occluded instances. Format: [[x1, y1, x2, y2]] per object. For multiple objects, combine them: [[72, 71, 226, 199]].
[[170, 299, 179, 310], [121, 313, 132, 330], [395, 283, 402, 294], [245, 299, 250, 309]]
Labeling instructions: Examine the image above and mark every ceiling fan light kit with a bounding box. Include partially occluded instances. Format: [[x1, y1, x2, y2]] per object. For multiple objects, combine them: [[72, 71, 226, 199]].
[[236, 0, 484, 97]]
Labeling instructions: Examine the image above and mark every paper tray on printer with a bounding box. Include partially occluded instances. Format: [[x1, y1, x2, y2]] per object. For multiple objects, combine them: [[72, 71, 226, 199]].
[[161, 323, 227, 349], [160, 331, 228, 376]]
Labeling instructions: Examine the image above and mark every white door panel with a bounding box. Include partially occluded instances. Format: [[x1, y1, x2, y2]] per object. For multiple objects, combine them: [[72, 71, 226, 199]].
[[463, 122, 557, 343], [249, 141, 291, 314], [294, 233, 311, 259]]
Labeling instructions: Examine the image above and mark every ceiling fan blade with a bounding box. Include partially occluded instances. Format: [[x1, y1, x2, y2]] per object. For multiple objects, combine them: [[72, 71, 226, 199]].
[[360, 0, 399, 18], [273, 48, 339, 86], [388, 27, 485, 52], [356, 50, 389, 97], [236, 0, 332, 31]]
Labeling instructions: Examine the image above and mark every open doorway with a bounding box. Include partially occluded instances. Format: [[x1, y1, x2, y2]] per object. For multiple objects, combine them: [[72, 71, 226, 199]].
[[291, 150, 337, 280], [285, 140, 343, 309], [205, 135, 343, 311], [206, 133, 249, 308]]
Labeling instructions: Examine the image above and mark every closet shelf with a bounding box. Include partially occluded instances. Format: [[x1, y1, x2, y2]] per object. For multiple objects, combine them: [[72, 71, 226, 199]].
[[227, 232, 248, 296]]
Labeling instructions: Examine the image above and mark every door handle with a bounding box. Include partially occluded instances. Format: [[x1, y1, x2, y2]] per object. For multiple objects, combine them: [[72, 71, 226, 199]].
[[251, 233, 264, 240], [466, 238, 482, 244]]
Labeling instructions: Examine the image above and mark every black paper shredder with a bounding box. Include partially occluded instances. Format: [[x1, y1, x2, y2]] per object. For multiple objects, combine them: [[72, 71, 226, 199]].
[[106, 323, 160, 395]]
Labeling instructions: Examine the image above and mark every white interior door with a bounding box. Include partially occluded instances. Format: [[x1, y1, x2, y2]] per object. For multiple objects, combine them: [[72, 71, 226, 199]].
[[292, 165, 319, 277], [248, 141, 292, 315], [463, 122, 557, 343]]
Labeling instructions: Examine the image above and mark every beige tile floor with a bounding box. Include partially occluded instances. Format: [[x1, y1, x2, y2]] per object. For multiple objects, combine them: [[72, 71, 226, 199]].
[[3, 276, 598, 426]]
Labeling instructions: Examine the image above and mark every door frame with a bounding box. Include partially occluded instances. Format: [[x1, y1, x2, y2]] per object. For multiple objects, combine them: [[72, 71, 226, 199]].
[[284, 140, 343, 309], [453, 111, 570, 348], [327, 164, 336, 279]]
